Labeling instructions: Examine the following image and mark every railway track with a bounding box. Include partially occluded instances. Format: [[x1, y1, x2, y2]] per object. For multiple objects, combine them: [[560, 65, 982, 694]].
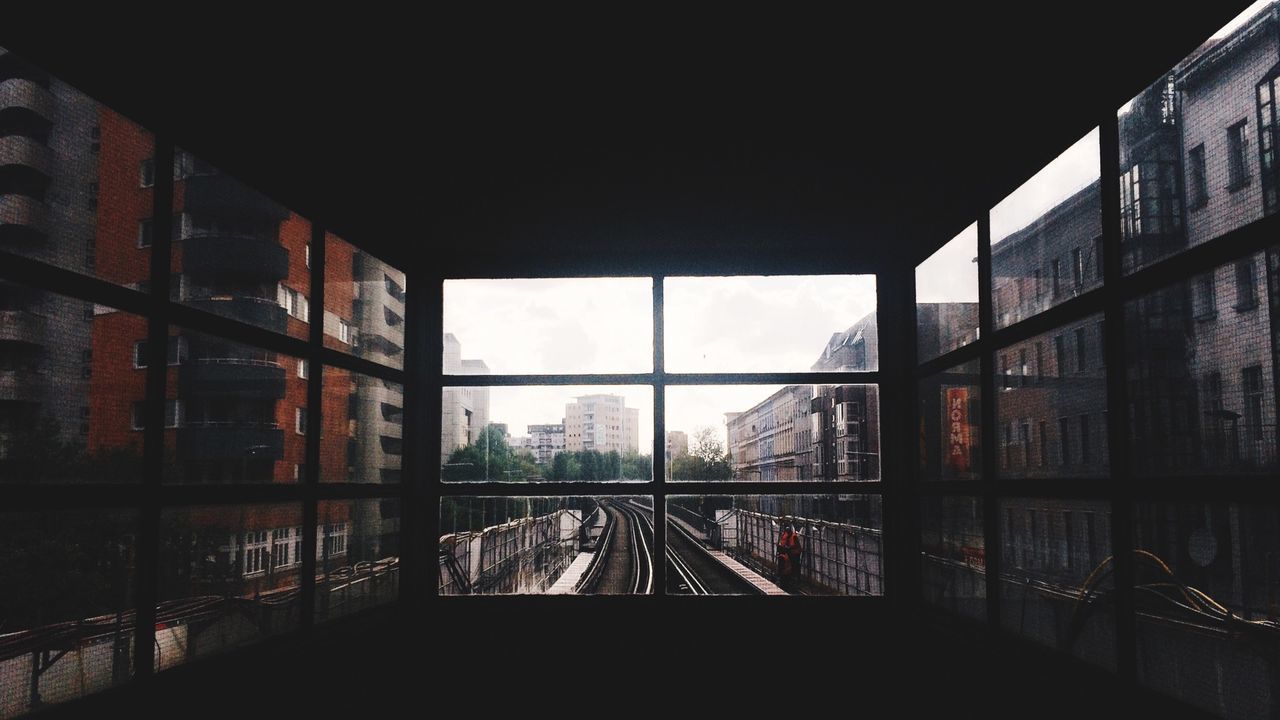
[[579, 499, 653, 594]]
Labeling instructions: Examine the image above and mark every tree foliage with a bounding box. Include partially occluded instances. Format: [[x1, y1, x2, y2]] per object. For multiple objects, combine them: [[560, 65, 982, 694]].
[[671, 426, 732, 480]]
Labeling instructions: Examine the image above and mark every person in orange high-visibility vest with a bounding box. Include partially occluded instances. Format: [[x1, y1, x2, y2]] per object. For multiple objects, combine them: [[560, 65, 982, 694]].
[[776, 521, 803, 593]]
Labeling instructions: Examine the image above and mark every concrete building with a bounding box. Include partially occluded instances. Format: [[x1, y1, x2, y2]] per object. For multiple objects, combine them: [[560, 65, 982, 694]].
[[0, 48, 96, 465], [664, 430, 688, 481], [724, 385, 812, 482], [811, 313, 878, 372], [564, 393, 638, 454], [527, 423, 565, 465], [441, 332, 490, 461]]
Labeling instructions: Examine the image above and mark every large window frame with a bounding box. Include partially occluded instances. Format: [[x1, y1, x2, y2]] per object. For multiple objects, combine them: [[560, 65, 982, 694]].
[[911, 107, 1280, 703], [432, 270, 898, 600]]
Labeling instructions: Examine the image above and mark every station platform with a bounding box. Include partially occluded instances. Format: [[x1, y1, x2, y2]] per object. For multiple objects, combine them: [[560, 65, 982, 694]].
[[546, 551, 595, 594], [668, 512, 787, 595]]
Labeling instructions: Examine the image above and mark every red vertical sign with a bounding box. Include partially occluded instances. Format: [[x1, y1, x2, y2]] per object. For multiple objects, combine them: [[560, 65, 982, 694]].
[[945, 387, 970, 473]]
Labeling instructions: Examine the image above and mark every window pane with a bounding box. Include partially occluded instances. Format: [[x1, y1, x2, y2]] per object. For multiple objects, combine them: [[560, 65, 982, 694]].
[[664, 275, 878, 372], [919, 360, 982, 481], [1134, 501, 1280, 718], [321, 366, 402, 483], [443, 278, 651, 375], [995, 314, 1108, 479], [916, 223, 980, 361], [666, 384, 879, 482], [161, 330, 305, 484], [667, 495, 882, 596], [439, 496, 651, 595], [0, 510, 136, 714], [1127, 249, 1277, 475], [0, 46, 153, 288], [1118, 3, 1277, 273], [315, 499, 399, 621], [442, 385, 652, 482], [920, 496, 985, 620], [172, 149, 309, 339], [1000, 498, 1114, 670], [0, 284, 142, 483], [324, 233, 404, 370], [158, 504, 301, 669], [991, 129, 1103, 329]]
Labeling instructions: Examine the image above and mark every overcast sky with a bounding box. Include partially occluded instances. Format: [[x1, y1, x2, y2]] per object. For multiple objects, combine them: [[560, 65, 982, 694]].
[[443, 276, 878, 458], [915, 222, 978, 304]]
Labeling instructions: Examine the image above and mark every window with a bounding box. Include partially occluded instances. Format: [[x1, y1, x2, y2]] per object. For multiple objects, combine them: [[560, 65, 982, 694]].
[[1188, 144, 1208, 208], [1053, 335, 1065, 377], [1038, 421, 1048, 467], [1243, 366, 1264, 448], [1072, 248, 1083, 290], [1235, 258, 1257, 310], [1074, 327, 1086, 372], [296, 407, 307, 435], [131, 399, 181, 429], [1228, 120, 1250, 191], [1192, 271, 1216, 320], [137, 219, 152, 248], [140, 158, 155, 188], [297, 359, 308, 379], [243, 530, 269, 576], [271, 528, 292, 568], [1059, 418, 1071, 466], [339, 319, 351, 344], [132, 337, 187, 368], [1078, 415, 1091, 464], [1051, 259, 1061, 298]]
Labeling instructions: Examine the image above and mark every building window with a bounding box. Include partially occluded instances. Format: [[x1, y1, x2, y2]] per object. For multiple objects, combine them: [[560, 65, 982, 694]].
[[296, 407, 307, 435], [132, 337, 187, 368], [1192, 271, 1217, 320], [1072, 248, 1083, 290], [130, 399, 181, 429], [1038, 420, 1048, 467], [1059, 418, 1071, 466], [1078, 415, 1091, 465], [297, 359, 308, 379], [243, 531, 269, 576], [1243, 366, 1264, 448], [140, 158, 155, 188], [339, 319, 352, 345], [1093, 236, 1104, 280], [321, 523, 348, 557], [272, 528, 293, 568], [1235, 258, 1258, 310], [1228, 120, 1250, 191], [137, 220, 152, 248], [280, 285, 309, 322], [1051, 259, 1061, 298], [1020, 421, 1031, 467], [1053, 335, 1065, 377], [1188, 144, 1208, 209], [1074, 327, 1086, 372], [1258, 77, 1280, 213]]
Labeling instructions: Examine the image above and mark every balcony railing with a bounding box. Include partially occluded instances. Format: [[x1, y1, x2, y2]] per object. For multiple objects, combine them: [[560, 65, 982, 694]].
[[176, 424, 284, 461], [0, 77, 52, 120], [182, 236, 289, 280], [0, 368, 43, 402], [0, 310, 46, 343], [0, 135, 51, 176], [0, 194, 47, 239], [186, 296, 288, 334], [181, 173, 288, 222], [180, 358, 286, 399]]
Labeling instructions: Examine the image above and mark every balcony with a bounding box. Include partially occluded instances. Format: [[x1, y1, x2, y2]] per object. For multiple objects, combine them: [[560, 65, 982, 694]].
[[177, 424, 284, 461], [186, 296, 288, 334], [0, 78, 53, 120], [180, 358, 286, 399], [0, 310, 45, 344], [182, 173, 288, 222], [0, 194, 47, 240], [182, 235, 289, 280], [0, 135, 51, 177], [0, 368, 43, 402]]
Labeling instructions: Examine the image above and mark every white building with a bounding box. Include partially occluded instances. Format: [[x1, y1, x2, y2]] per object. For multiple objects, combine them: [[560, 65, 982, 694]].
[[564, 394, 639, 454], [441, 333, 489, 460]]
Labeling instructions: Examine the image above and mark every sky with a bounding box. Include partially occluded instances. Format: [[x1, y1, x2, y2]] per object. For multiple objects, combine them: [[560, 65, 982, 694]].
[[915, 222, 978, 304], [443, 276, 879, 456]]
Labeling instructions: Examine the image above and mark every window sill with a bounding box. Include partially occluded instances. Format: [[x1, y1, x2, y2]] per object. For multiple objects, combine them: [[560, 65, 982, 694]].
[[1194, 312, 1218, 322], [1234, 302, 1259, 312], [1227, 180, 1251, 193]]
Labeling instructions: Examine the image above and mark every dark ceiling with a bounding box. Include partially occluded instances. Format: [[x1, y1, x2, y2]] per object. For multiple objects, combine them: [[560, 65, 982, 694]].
[[2, 4, 1256, 274]]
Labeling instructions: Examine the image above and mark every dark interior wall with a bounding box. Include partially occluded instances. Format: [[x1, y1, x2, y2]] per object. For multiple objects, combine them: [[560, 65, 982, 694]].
[[0, 5, 1255, 716]]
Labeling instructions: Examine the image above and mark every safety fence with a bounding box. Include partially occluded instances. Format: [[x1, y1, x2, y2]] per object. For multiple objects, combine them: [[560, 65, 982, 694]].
[[722, 510, 882, 595], [438, 509, 583, 595]]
